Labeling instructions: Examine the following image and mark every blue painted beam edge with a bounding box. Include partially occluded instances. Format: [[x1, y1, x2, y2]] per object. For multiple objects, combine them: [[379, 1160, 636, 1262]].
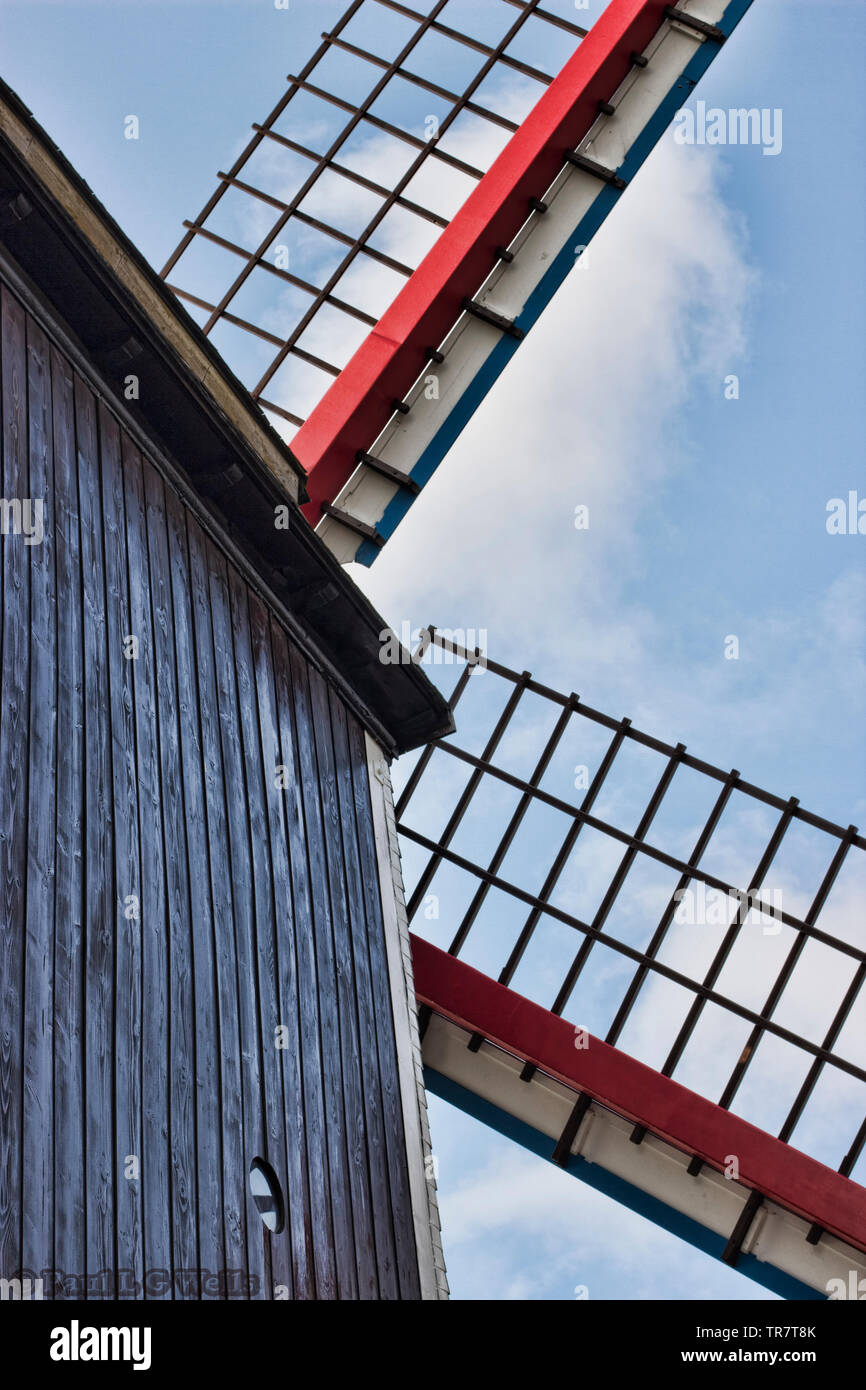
[[425, 1066, 825, 1301], [354, 0, 756, 565]]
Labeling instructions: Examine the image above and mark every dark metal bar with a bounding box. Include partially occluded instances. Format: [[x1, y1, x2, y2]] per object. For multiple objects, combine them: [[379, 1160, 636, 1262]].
[[462, 700, 585, 1054], [665, 4, 726, 43], [807, 1114, 866, 1244], [606, 771, 740, 1049], [320, 502, 385, 546], [287, 73, 486, 179], [166, 286, 343, 377], [355, 450, 421, 495], [252, 0, 545, 401], [501, 0, 589, 40], [396, 823, 866, 1084], [550, 744, 686, 1019], [203, 0, 457, 339], [564, 150, 627, 189], [372, 0, 557, 85], [179, 221, 379, 326], [552, 1091, 593, 1167], [777, 960, 866, 1146], [394, 651, 477, 820], [553, 776, 739, 1147], [628, 801, 801, 1144], [406, 673, 533, 923], [684, 833, 853, 1180], [461, 297, 524, 338], [499, 721, 631, 989], [322, 33, 520, 133], [251, 126, 449, 227], [166, 285, 283, 347], [456, 698, 577, 966], [158, 0, 368, 279], [424, 739, 865, 960], [715, 832, 856, 1112], [422, 632, 865, 851], [215, 173, 415, 275], [258, 396, 305, 428], [722, 1190, 763, 1266]]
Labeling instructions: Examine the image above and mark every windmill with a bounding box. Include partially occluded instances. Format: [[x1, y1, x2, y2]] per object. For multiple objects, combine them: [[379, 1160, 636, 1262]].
[[0, 0, 863, 1310], [154, 0, 866, 1300]]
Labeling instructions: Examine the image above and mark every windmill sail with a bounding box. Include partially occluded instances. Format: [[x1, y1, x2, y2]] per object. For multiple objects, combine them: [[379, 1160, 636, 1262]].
[[399, 631, 866, 1299], [162, 0, 755, 564]]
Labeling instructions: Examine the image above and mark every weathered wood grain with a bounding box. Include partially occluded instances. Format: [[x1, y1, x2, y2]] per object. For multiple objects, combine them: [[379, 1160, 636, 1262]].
[[21, 317, 55, 1291], [49, 342, 85, 1299], [0, 280, 426, 1301], [100, 400, 143, 1299]]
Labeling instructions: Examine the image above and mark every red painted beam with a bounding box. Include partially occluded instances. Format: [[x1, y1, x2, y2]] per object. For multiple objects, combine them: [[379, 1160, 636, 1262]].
[[411, 933, 866, 1254], [296, 0, 671, 524]]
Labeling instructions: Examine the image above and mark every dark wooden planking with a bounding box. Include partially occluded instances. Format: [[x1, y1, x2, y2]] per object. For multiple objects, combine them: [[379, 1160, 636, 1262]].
[[249, 593, 313, 1298], [0, 274, 429, 1301], [207, 541, 265, 1300], [21, 316, 56, 1291], [165, 489, 224, 1298], [75, 373, 115, 1294], [230, 574, 293, 1301], [290, 651, 358, 1299], [328, 689, 401, 1298], [310, 672, 380, 1299], [142, 458, 197, 1298], [123, 436, 172, 1295], [346, 715, 422, 1299], [49, 342, 85, 1298], [0, 288, 28, 1284], [99, 401, 144, 1299], [187, 515, 245, 1296], [270, 622, 336, 1299]]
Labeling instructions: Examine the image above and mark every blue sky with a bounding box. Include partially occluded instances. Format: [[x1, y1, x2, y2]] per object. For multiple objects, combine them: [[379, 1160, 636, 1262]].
[[3, 0, 863, 1300]]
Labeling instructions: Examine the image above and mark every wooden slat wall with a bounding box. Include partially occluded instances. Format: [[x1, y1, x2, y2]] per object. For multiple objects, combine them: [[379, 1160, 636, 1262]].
[[0, 280, 421, 1300]]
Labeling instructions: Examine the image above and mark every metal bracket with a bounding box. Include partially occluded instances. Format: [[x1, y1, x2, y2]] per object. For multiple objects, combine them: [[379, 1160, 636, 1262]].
[[461, 297, 524, 339], [722, 1189, 764, 1265], [356, 450, 421, 496], [665, 5, 726, 43], [320, 501, 385, 546], [564, 151, 627, 190]]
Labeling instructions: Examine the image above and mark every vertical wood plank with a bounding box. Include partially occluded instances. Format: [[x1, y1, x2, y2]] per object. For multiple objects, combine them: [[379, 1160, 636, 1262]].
[[50, 343, 85, 1298], [187, 516, 244, 1298], [75, 374, 115, 1294], [249, 595, 313, 1298], [165, 490, 224, 1298], [142, 459, 197, 1298], [0, 288, 29, 1282], [329, 690, 401, 1298], [123, 437, 172, 1296], [229, 571, 292, 1301], [347, 715, 422, 1299], [290, 650, 358, 1299], [100, 401, 143, 1299], [310, 672, 379, 1299], [207, 542, 265, 1300], [21, 315, 56, 1292], [270, 624, 336, 1300]]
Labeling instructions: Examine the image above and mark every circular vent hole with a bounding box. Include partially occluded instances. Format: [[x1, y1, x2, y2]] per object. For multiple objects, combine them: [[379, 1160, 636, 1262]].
[[249, 1157, 285, 1234]]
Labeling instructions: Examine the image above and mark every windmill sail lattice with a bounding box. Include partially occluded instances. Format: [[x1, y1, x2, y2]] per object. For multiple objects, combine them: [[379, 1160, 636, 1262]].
[[161, 0, 587, 434], [399, 631, 866, 1299], [162, 0, 755, 564]]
